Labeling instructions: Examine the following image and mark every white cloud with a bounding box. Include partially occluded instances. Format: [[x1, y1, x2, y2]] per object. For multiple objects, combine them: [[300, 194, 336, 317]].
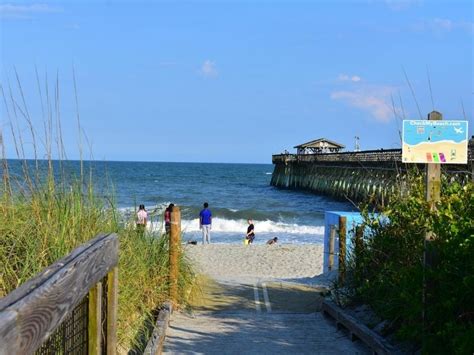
[[0, 3, 61, 19], [199, 60, 218, 78], [330, 86, 396, 122], [337, 73, 362, 82]]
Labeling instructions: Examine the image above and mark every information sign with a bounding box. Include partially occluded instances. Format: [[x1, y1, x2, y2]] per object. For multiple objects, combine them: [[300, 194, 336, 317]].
[[402, 120, 468, 164]]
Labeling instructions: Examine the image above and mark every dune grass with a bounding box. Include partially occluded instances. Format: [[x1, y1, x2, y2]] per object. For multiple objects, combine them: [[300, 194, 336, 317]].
[[0, 73, 195, 351], [0, 160, 195, 351]]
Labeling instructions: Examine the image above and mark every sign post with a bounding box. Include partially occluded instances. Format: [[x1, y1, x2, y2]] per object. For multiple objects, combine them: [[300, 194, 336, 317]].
[[425, 111, 442, 208], [423, 112, 441, 346]]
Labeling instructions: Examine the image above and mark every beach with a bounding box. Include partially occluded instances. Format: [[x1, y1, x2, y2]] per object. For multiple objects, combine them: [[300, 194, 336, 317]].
[[183, 244, 330, 285], [164, 243, 368, 354]]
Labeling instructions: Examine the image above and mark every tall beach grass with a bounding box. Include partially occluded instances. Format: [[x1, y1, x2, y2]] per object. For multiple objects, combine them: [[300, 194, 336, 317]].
[[0, 72, 195, 351]]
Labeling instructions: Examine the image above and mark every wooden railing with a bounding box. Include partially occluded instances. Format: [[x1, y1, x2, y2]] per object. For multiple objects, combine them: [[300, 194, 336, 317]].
[[273, 142, 474, 165], [272, 149, 402, 164], [0, 233, 119, 355]]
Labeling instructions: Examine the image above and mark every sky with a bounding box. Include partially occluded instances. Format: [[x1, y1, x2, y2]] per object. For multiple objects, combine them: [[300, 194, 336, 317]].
[[1, 0, 473, 163]]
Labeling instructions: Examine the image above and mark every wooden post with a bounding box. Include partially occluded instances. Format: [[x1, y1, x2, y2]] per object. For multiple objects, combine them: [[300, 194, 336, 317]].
[[355, 225, 364, 269], [328, 225, 336, 271], [423, 111, 442, 347], [425, 111, 442, 261], [338, 216, 347, 283], [169, 206, 181, 306], [425, 111, 442, 210], [107, 267, 118, 355], [88, 282, 102, 355]]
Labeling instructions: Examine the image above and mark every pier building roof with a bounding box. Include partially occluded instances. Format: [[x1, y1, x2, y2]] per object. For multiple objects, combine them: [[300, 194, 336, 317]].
[[294, 138, 345, 154]]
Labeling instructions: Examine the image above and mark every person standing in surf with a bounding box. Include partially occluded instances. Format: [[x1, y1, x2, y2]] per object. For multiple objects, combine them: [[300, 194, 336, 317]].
[[199, 202, 212, 244], [136, 204, 148, 236], [246, 219, 255, 244], [164, 203, 174, 234]]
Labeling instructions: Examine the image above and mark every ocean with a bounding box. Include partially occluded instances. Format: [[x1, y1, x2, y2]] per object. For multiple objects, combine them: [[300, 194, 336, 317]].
[[5, 160, 354, 244]]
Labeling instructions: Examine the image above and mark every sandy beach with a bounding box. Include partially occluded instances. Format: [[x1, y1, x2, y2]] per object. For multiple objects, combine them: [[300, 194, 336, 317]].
[[164, 244, 368, 354], [183, 244, 331, 286]]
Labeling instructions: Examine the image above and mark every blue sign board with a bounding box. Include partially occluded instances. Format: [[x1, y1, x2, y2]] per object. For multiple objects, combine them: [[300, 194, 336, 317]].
[[402, 120, 468, 164]]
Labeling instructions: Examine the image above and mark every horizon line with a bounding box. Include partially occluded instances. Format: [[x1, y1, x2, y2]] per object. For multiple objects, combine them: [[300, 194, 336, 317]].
[[4, 157, 273, 165]]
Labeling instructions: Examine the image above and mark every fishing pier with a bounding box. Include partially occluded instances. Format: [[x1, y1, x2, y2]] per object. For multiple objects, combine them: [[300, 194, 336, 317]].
[[271, 136, 474, 203]]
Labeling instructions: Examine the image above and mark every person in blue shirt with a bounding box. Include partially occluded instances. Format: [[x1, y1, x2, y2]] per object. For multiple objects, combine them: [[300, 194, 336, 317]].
[[199, 202, 212, 244]]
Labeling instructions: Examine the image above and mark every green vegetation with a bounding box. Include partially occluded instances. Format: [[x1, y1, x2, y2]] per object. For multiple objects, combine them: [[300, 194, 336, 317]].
[[0, 76, 195, 351], [343, 176, 474, 354], [0, 160, 194, 350]]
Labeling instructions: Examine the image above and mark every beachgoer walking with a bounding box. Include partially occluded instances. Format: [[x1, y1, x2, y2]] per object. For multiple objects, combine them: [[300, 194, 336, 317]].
[[267, 237, 278, 245], [137, 204, 147, 236], [164, 203, 174, 234], [199, 202, 212, 244], [246, 219, 255, 244]]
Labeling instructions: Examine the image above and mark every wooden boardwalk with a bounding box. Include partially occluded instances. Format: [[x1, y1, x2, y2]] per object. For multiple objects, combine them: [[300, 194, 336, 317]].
[[163, 280, 368, 354]]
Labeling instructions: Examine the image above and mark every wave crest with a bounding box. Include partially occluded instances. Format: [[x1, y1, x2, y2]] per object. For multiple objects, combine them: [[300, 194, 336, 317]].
[[149, 217, 323, 235]]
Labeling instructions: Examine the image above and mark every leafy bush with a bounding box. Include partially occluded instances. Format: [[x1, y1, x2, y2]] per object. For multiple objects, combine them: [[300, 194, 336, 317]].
[[344, 176, 474, 354]]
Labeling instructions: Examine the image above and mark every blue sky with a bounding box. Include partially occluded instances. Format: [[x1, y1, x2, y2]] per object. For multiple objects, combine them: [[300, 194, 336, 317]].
[[1, 0, 472, 163]]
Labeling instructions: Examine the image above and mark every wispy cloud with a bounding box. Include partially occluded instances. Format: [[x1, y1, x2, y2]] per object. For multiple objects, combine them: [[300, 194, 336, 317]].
[[338, 74, 362, 82], [383, 0, 421, 11], [0, 3, 62, 19], [198, 60, 218, 78], [330, 86, 396, 122], [412, 18, 474, 36]]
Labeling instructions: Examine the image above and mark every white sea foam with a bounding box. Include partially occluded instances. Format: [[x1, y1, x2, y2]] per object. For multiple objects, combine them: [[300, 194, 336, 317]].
[[118, 202, 171, 215], [148, 217, 324, 235]]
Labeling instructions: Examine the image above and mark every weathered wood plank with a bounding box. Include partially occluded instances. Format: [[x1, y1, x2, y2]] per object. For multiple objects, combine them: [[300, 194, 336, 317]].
[[328, 225, 336, 271], [322, 301, 397, 355], [107, 266, 119, 355], [0, 233, 118, 355], [0, 233, 110, 311], [89, 282, 102, 355], [143, 302, 173, 355], [169, 206, 181, 306], [338, 216, 347, 283]]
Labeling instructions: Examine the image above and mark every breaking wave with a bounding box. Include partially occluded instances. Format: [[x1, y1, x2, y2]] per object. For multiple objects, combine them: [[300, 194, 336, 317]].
[[148, 217, 324, 235]]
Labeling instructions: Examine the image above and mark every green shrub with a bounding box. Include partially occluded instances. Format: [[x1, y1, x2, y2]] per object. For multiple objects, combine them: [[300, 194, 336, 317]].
[[344, 176, 474, 354]]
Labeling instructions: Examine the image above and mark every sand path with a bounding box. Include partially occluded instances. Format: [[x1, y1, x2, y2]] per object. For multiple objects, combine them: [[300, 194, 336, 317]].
[[163, 245, 368, 354]]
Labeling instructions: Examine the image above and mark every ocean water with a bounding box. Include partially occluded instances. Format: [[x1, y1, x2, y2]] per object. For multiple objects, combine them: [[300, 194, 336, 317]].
[[5, 160, 354, 244]]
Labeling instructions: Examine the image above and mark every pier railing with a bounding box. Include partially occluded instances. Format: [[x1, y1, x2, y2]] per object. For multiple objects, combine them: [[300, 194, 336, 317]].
[[0, 233, 119, 355], [273, 144, 474, 166], [272, 149, 402, 164]]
